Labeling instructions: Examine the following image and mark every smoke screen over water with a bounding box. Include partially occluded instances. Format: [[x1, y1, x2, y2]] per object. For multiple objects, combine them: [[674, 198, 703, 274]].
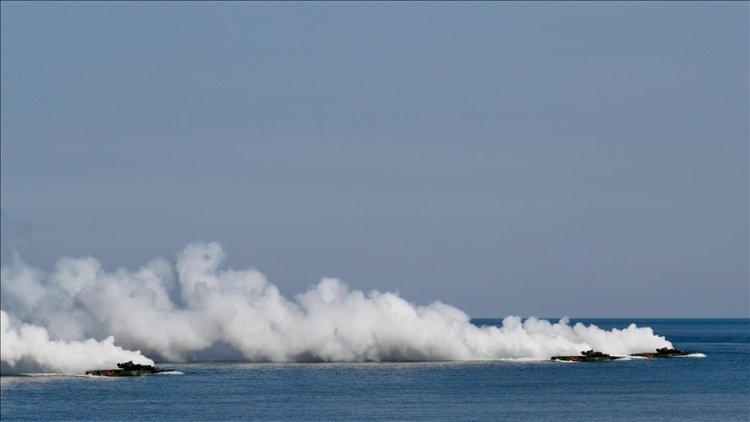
[[1, 242, 673, 374]]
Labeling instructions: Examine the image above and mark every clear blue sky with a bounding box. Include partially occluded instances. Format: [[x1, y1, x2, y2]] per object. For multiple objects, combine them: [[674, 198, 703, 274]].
[[1, 2, 747, 317]]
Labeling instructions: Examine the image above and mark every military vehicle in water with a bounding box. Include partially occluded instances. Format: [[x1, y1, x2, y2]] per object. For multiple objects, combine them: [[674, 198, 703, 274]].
[[630, 347, 689, 358], [85, 361, 173, 377], [551, 350, 622, 362]]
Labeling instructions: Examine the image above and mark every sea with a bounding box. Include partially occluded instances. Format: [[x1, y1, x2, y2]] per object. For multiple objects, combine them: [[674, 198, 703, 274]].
[[1, 318, 748, 421]]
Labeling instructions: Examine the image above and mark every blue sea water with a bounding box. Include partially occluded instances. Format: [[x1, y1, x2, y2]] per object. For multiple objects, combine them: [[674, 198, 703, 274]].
[[1, 319, 748, 421]]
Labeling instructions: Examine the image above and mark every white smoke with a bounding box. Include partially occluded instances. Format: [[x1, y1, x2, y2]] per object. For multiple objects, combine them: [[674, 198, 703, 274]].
[[1, 310, 153, 374], [1, 242, 672, 373]]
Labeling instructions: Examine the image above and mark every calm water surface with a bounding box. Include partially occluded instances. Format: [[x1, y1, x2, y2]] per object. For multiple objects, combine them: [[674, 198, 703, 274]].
[[2, 319, 748, 421]]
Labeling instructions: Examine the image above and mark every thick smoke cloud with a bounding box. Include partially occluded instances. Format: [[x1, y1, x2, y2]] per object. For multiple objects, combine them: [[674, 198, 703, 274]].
[[1, 310, 153, 374], [1, 242, 672, 373]]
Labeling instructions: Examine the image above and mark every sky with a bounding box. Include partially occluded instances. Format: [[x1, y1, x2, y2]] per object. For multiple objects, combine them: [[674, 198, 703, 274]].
[[1, 2, 747, 318]]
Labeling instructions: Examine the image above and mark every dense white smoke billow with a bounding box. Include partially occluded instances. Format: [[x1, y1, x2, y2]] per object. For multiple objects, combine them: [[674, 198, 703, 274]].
[[0, 310, 153, 374], [1, 242, 672, 374]]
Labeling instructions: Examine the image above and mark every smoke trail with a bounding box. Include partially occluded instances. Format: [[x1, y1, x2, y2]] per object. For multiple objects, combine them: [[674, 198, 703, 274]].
[[0, 242, 672, 373], [1, 310, 153, 374]]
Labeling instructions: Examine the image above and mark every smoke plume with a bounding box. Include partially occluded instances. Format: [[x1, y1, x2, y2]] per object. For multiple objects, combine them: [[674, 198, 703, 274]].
[[1, 310, 153, 374], [1, 242, 672, 374]]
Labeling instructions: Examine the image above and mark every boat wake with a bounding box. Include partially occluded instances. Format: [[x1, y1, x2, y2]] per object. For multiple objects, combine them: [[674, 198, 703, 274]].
[[18, 373, 64, 377]]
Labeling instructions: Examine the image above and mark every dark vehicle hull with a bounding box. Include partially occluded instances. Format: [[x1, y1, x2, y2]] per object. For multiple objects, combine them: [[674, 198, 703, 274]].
[[630, 350, 689, 359], [551, 355, 621, 362], [85, 368, 167, 377], [551, 350, 621, 362], [86, 369, 164, 377], [85, 361, 173, 377]]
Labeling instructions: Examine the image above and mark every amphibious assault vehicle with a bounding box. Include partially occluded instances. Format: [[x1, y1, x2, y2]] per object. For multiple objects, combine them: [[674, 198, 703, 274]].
[[85, 361, 173, 377], [630, 347, 689, 358], [551, 350, 622, 362]]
